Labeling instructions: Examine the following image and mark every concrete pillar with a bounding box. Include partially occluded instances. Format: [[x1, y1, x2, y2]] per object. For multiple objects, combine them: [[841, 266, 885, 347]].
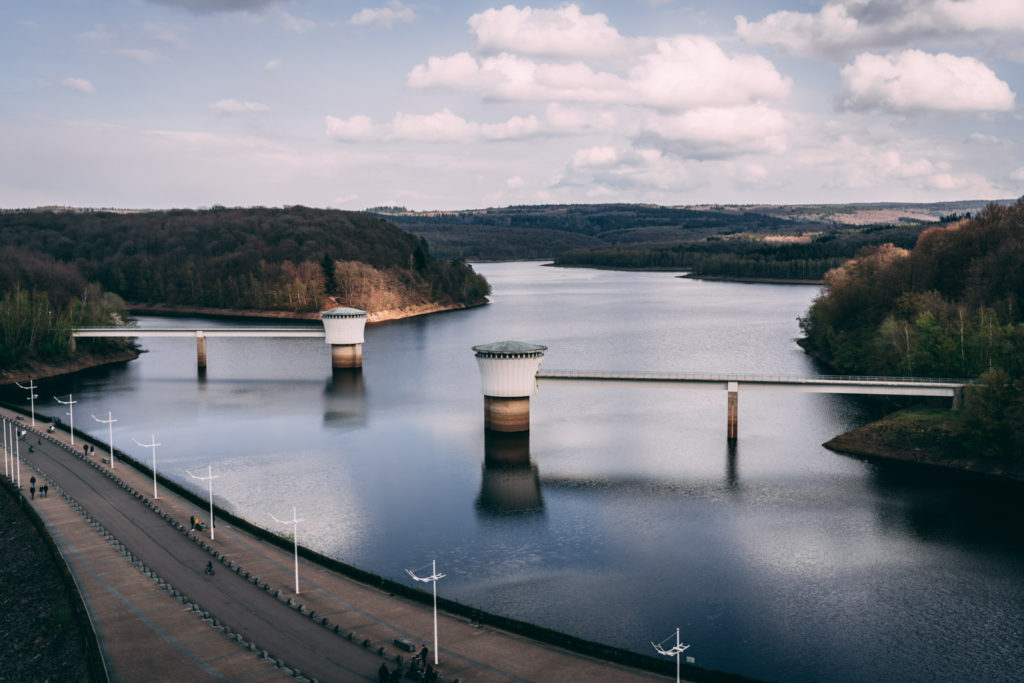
[[330, 343, 363, 369], [473, 341, 547, 433], [196, 332, 207, 369], [727, 381, 738, 441], [952, 387, 964, 411], [321, 307, 367, 369]]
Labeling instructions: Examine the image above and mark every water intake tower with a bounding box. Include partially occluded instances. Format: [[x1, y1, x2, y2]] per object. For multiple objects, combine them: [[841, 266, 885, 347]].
[[322, 307, 367, 369], [473, 341, 547, 432]]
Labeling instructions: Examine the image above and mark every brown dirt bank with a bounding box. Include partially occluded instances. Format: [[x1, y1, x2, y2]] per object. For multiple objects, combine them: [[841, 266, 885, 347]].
[[126, 299, 488, 324], [0, 347, 140, 386], [823, 407, 1024, 483]]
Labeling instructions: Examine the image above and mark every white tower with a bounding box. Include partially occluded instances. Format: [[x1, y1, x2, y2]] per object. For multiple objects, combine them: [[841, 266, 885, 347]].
[[472, 341, 546, 432], [321, 307, 367, 368]]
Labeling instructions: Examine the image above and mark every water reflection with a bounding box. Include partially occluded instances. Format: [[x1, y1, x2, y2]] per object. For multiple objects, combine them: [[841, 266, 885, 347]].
[[322, 368, 367, 428], [726, 440, 738, 489], [476, 431, 544, 516]]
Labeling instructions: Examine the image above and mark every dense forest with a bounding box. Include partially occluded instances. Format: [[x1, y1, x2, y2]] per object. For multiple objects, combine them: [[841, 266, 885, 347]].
[[799, 199, 1024, 454], [0, 206, 490, 374], [0, 248, 133, 371], [0, 207, 489, 314], [375, 202, 1004, 281]]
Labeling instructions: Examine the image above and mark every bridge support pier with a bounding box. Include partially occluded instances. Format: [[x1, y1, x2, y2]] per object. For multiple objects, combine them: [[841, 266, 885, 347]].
[[196, 332, 207, 369], [727, 381, 738, 441]]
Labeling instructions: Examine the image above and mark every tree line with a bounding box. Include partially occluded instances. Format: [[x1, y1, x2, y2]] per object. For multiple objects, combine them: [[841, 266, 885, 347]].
[[799, 200, 1024, 454], [0, 206, 490, 373]]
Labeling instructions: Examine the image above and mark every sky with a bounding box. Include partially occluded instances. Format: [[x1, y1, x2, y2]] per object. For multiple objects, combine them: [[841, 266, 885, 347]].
[[2, 0, 1023, 211]]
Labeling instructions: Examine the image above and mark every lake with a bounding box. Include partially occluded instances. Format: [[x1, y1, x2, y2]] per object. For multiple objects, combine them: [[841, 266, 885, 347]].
[[14, 262, 1024, 682]]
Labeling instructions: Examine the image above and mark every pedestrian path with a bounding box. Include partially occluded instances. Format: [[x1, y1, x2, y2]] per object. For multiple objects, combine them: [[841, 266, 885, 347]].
[[6, 409, 677, 683]]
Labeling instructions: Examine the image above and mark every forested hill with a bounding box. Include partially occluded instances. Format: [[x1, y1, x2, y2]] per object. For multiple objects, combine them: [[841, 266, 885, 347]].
[[799, 199, 1024, 453], [0, 206, 489, 315], [371, 200, 1007, 281]]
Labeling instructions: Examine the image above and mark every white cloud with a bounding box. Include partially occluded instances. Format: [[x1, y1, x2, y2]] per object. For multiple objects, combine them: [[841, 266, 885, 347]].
[[1010, 167, 1024, 181], [506, 176, 525, 188], [349, 2, 415, 28], [409, 37, 789, 110], [641, 104, 791, 157], [278, 10, 315, 33], [840, 50, 1015, 112], [210, 98, 270, 114], [967, 132, 1006, 145], [468, 4, 627, 58], [61, 77, 94, 94], [325, 109, 542, 143], [99, 48, 166, 63], [265, 58, 281, 71], [143, 22, 189, 48], [737, 0, 1024, 61]]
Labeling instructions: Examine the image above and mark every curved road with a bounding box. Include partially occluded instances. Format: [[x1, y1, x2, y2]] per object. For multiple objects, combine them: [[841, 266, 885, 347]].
[[21, 429, 383, 682]]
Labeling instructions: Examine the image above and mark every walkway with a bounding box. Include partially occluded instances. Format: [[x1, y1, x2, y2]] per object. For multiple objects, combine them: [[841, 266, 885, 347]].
[[7, 410, 678, 683]]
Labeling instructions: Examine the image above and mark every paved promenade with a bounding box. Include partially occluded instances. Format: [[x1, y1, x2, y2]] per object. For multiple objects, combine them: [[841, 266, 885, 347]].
[[7, 409, 675, 682]]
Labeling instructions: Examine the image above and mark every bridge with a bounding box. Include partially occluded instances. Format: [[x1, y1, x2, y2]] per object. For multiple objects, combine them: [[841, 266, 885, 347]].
[[535, 370, 965, 440], [73, 306, 367, 369]]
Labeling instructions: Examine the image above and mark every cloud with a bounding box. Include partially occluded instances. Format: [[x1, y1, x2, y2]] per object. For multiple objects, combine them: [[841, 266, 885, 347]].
[[265, 58, 281, 71], [409, 37, 789, 109], [61, 77, 94, 94], [146, 0, 276, 14], [143, 22, 189, 48], [278, 10, 315, 33], [967, 132, 1007, 146], [210, 98, 270, 114], [640, 104, 791, 157], [1011, 167, 1024, 182], [326, 109, 542, 143], [99, 48, 166, 63], [737, 0, 1024, 61], [468, 4, 627, 58], [506, 176, 525, 188], [349, 2, 415, 28], [840, 50, 1015, 112]]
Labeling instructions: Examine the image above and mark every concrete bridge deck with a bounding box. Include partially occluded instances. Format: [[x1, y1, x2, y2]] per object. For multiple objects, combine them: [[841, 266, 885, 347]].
[[73, 327, 326, 338], [536, 370, 965, 398]]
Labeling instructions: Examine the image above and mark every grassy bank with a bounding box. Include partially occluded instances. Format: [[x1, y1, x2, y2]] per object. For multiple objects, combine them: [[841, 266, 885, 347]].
[[824, 406, 1024, 482]]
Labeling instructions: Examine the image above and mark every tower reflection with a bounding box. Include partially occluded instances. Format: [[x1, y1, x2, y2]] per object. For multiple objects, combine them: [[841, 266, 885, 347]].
[[322, 368, 367, 427], [476, 431, 544, 516]]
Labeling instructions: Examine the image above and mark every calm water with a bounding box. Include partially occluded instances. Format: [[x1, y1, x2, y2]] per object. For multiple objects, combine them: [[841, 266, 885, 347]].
[[13, 263, 1024, 682]]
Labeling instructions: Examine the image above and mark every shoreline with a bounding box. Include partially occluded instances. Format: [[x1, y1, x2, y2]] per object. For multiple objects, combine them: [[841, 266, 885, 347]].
[[822, 407, 1024, 484], [1, 300, 488, 387]]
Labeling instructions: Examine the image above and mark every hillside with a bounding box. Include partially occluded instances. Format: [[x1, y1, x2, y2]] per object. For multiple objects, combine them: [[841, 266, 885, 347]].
[[371, 200, 1009, 281], [0, 206, 490, 315], [799, 198, 1024, 457]]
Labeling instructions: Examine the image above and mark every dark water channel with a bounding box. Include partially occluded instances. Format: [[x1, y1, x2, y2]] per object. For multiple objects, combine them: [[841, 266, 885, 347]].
[[10, 263, 1024, 682]]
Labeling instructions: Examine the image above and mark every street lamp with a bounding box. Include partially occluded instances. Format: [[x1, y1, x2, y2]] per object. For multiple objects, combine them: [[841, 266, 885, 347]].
[[187, 464, 220, 541], [54, 394, 76, 445], [132, 435, 161, 499], [652, 628, 690, 683], [269, 506, 304, 594], [92, 412, 117, 468], [405, 559, 445, 666], [15, 380, 37, 426]]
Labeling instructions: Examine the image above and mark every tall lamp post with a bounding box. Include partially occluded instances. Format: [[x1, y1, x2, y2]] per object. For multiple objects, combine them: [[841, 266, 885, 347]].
[[92, 412, 118, 468], [187, 465, 220, 541], [54, 394, 76, 445], [652, 628, 690, 683], [15, 381, 37, 426], [3, 418, 9, 479], [269, 507, 304, 594], [406, 559, 445, 666], [133, 435, 161, 499]]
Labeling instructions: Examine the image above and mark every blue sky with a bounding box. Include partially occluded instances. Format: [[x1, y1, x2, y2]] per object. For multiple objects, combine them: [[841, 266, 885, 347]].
[[2, 1, 1022, 210]]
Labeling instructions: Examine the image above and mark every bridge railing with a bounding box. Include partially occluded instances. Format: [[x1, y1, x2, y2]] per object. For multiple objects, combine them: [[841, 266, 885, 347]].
[[538, 369, 969, 386]]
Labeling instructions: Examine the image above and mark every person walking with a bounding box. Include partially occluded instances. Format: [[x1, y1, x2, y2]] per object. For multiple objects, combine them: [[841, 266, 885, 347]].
[[30, 485, 35, 500], [377, 662, 390, 683]]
